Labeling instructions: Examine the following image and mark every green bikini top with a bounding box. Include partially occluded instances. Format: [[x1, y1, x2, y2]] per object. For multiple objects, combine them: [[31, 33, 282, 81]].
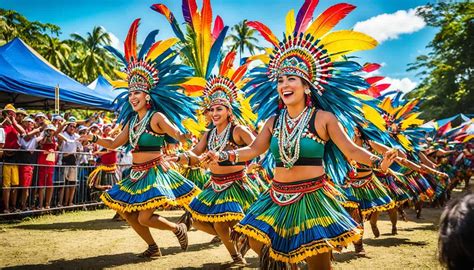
[[131, 113, 165, 152], [270, 109, 326, 167]]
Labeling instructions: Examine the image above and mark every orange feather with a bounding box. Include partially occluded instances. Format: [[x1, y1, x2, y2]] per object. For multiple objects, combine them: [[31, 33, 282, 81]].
[[219, 51, 236, 77], [200, 0, 212, 72], [231, 63, 249, 83], [306, 3, 355, 39], [124, 19, 140, 62]]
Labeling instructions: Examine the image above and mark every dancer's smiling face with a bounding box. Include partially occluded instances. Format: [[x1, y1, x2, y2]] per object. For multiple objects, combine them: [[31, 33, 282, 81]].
[[128, 90, 148, 112], [277, 75, 309, 107], [209, 104, 230, 126]]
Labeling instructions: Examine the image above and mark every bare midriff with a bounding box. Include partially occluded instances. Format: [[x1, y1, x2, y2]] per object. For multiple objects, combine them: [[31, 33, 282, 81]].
[[274, 166, 326, 183]]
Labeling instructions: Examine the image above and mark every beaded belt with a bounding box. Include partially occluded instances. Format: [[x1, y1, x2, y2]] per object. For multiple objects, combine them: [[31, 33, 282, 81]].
[[129, 156, 164, 182], [270, 175, 327, 206], [209, 170, 245, 192], [345, 172, 373, 188]]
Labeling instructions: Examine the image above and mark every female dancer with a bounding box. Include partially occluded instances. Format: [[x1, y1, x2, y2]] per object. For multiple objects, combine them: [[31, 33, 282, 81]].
[[173, 51, 260, 266], [201, 1, 397, 268], [81, 20, 200, 258]]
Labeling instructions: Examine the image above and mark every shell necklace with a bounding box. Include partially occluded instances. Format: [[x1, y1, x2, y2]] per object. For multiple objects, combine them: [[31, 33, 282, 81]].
[[129, 110, 153, 149], [208, 122, 232, 152]]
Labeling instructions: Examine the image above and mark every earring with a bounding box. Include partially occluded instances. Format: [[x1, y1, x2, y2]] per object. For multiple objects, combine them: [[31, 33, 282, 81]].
[[278, 98, 284, 110], [145, 95, 152, 110], [305, 94, 312, 107], [304, 88, 311, 95]]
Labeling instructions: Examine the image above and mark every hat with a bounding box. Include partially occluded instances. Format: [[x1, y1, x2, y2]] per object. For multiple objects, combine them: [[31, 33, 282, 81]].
[[66, 116, 77, 125], [22, 117, 35, 123], [89, 123, 100, 129], [78, 125, 89, 132], [3, 104, 15, 112], [16, 108, 27, 116], [45, 124, 56, 131], [35, 112, 46, 119], [52, 114, 64, 121]]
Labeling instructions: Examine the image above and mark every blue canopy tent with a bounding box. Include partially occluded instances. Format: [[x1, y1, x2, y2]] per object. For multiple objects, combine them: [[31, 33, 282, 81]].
[[87, 75, 125, 108], [0, 38, 114, 110]]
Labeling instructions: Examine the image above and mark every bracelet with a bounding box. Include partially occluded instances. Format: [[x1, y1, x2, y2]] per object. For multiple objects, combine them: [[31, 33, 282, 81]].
[[370, 155, 382, 170], [183, 151, 191, 167], [218, 151, 229, 162], [176, 154, 182, 163], [234, 150, 240, 164], [229, 150, 236, 164]]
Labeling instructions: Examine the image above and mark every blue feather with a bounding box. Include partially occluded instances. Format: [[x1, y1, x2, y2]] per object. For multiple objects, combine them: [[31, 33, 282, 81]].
[[205, 26, 229, 78], [138, 30, 159, 59]]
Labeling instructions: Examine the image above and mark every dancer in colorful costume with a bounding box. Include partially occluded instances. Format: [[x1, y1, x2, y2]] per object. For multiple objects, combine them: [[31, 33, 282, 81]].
[[152, 2, 259, 265], [200, 1, 398, 268], [81, 19, 200, 258]]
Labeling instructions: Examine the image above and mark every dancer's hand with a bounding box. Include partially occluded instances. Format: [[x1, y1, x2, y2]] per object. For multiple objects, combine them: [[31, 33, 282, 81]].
[[380, 149, 397, 173], [200, 151, 219, 165]]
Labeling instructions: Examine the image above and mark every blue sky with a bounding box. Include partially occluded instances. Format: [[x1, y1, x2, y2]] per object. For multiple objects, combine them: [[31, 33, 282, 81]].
[[3, 0, 438, 92]]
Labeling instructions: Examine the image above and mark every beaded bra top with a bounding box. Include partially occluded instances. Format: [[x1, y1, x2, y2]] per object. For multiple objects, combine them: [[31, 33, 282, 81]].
[[270, 109, 325, 167]]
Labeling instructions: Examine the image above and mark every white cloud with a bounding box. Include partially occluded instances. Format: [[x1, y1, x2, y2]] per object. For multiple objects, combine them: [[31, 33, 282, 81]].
[[354, 8, 426, 43], [380, 77, 418, 94], [107, 32, 122, 52]]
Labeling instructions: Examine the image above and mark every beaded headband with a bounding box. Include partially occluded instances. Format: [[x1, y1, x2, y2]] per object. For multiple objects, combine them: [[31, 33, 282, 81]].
[[268, 34, 332, 93], [126, 60, 159, 93], [203, 75, 238, 109]]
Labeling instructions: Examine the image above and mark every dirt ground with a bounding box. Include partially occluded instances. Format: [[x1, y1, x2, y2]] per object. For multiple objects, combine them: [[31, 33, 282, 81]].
[[1, 187, 469, 270]]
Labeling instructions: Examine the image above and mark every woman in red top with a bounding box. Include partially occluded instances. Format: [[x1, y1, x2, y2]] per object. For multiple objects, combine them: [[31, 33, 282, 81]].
[[37, 124, 58, 209]]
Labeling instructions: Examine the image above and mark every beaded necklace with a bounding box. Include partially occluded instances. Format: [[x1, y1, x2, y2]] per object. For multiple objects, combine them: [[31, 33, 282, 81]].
[[208, 122, 232, 152], [129, 110, 153, 149], [277, 107, 314, 168]]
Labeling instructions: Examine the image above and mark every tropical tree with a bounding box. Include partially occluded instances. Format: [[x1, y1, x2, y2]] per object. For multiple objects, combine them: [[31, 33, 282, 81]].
[[225, 20, 262, 60], [407, 2, 473, 119], [70, 26, 117, 84], [40, 36, 72, 73]]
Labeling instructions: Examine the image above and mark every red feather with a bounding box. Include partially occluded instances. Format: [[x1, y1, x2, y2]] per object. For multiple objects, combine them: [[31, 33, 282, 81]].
[[219, 51, 236, 76], [231, 63, 249, 83], [307, 3, 355, 37], [375, 83, 390, 92], [212, 15, 224, 42], [294, 0, 319, 34], [365, 76, 384, 85], [246, 21, 279, 47], [125, 19, 140, 62], [362, 63, 381, 73], [151, 4, 172, 22]]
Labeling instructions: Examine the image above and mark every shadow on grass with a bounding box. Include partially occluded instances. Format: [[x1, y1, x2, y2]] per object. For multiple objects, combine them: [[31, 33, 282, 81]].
[[364, 237, 428, 247], [3, 252, 143, 270], [12, 218, 129, 231], [334, 252, 373, 263], [172, 257, 259, 269]]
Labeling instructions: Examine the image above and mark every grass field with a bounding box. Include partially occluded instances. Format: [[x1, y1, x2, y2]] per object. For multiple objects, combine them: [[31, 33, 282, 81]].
[[1, 187, 469, 269]]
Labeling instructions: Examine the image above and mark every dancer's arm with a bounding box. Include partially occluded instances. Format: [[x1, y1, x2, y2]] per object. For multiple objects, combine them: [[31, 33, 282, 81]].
[[81, 124, 129, 149], [152, 112, 191, 144], [322, 111, 397, 172]]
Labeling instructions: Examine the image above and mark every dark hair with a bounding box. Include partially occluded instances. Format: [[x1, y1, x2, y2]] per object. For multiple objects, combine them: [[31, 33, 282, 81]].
[[438, 193, 474, 269]]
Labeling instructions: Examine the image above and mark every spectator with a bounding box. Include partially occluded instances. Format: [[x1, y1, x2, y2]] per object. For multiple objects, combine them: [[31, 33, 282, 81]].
[[18, 117, 40, 211], [15, 108, 27, 123], [34, 112, 47, 130], [439, 193, 474, 269], [57, 117, 81, 207], [36, 124, 58, 209], [1, 104, 25, 213]]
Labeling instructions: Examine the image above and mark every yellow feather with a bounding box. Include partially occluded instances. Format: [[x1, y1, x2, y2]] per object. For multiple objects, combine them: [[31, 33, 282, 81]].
[[114, 70, 127, 80], [182, 117, 207, 138], [247, 53, 270, 65], [239, 94, 257, 126], [401, 112, 424, 130], [285, 9, 296, 37], [380, 98, 395, 115], [463, 135, 474, 143], [320, 30, 378, 59], [352, 92, 375, 101], [145, 38, 179, 62], [362, 104, 386, 131], [397, 134, 413, 151], [111, 81, 128, 89]]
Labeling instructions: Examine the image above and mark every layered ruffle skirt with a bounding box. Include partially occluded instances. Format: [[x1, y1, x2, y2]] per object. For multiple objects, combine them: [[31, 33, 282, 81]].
[[234, 175, 361, 264], [188, 170, 260, 222], [182, 166, 210, 190], [101, 157, 200, 212], [341, 172, 395, 219]]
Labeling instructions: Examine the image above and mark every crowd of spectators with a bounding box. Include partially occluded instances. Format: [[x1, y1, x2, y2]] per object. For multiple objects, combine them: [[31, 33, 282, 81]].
[[0, 104, 131, 213]]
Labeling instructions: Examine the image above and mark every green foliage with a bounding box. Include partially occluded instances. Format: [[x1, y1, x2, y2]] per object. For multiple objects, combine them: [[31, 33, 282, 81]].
[[0, 9, 118, 85], [407, 1, 474, 119]]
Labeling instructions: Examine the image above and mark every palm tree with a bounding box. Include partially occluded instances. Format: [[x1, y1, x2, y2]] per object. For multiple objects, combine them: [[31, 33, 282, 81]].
[[70, 26, 116, 84], [39, 36, 72, 73], [225, 20, 262, 60]]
